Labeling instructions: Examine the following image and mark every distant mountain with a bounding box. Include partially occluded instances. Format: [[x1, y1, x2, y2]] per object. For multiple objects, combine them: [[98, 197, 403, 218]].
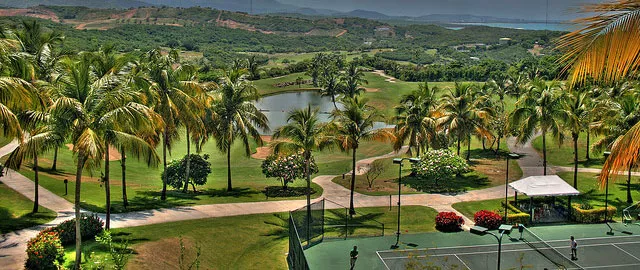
[[414, 14, 530, 23], [340, 9, 390, 20], [142, 0, 299, 14], [0, 0, 149, 9]]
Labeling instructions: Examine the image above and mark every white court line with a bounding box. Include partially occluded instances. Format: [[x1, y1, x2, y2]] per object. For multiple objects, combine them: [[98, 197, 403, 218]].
[[377, 250, 391, 270], [612, 244, 640, 262], [583, 263, 640, 269], [453, 254, 471, 270]]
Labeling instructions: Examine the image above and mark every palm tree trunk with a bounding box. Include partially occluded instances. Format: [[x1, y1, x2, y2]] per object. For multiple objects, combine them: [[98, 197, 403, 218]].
[[542, 131, 547, 176], [227, 147, 233, 192], [161, 128, 168, 200], [495, 136, 501, 155], [32, 153, 39, 213], [51, 146, 58, 171], [585, 129, 590, 160], [305, 151, 312, 244], [456, 134, 461, 156], [466, 135, 471, 161], [184, 128, 191, 193], [349, 148, 357, 216], [104, 145, 111, 230], [121, 146, 127, 208], [482, 137, 486, 150], [331, 95, 338, 110], [573, 133, 579, 188], [74, 154, 86, 270], [628, 164, 633, 203]]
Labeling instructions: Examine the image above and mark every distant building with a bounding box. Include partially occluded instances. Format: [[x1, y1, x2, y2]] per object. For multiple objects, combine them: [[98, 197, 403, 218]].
[[470, 57, 480, 61], [499, 38, 512, 45], [452, 43, 487, 52], [374, 26, 395, 37]]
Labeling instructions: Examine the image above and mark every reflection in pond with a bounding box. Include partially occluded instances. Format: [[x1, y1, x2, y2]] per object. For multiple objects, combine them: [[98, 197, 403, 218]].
[[254, 91, 393, 134]]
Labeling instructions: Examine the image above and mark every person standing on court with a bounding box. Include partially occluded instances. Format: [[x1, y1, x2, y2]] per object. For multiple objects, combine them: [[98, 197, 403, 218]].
[[570, 236, 578, 260], [349, 246, 358, 269]]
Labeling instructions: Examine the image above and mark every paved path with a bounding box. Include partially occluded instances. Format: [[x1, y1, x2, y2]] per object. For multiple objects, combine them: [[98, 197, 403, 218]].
[[0, 142, 515, 268]]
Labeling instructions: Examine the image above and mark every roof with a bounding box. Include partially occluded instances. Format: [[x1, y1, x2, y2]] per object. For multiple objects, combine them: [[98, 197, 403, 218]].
[[508, 175, 580, 197]]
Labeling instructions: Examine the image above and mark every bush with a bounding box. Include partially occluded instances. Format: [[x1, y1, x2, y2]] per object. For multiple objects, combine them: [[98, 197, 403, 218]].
[[262, 153, 318, 190], [506, 213, 531, 225], [40, 214, 104, 245], [162, 154, 212, 191], [474, 210, 502, 229], [25, 231, 64, 270], [435, 212, 464, 232], [412, 149, 470, 184], [572, 204, 617, 223]]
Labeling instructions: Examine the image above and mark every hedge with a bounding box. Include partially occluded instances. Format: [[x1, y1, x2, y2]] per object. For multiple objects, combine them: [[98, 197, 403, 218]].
[[572, 204, 617, 223], [506, 213, 530, 225]]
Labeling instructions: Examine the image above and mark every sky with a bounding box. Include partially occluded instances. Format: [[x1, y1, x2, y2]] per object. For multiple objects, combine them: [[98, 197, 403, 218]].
[[277, 0, 603, 20]]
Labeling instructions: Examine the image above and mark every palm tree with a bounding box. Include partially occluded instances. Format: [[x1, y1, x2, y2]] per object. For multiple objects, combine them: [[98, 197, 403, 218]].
[[319, 64, 342, 109], [563, 86, 589, 188], [207, 68, 269, 191], [393, 82, 438, 156], [306, 53, 325, 87], [144, 49, 204, 200], [341, 62, 367, 98], [511, 78, 567, 175], [52, 55, 160, 265], [331, 96, 394, 215], [437, 83, 493, 160]]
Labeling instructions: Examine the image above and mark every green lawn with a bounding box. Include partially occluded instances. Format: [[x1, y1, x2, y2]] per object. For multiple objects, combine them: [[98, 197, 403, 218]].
[[253, 72, 319, 96], [63, 206, 437, 269], [0, 181, 57, 234], [0, 134, 13, 148], [532, 132, 606, 169], [452, 197, 524, 220], [20, 136, 392, 213]]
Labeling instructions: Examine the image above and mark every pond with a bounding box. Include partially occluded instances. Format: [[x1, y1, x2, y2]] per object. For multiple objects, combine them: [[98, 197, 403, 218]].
[[254, 91, 393, 134]]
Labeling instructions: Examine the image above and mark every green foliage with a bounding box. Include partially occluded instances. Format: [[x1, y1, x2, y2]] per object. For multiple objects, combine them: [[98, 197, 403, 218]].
[[572, 204, 617, 223], [162, 154, 212, 191], [95, 230, 132, 270], [261, 153, 318, 190], [412, 149, 470, 183], [25, 230, 64, 270], [39, 214, 104, 245]]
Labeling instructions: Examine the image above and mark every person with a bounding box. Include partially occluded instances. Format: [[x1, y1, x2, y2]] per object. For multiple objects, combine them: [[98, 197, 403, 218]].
[[349, 246, 358, 270], [570, 236, 578, 260]]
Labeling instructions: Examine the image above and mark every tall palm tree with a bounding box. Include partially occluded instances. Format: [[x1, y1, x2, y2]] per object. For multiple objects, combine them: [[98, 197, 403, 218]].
[[207, 68, 269, 191], [393, 82, 438, 156], [331, 96, 394, 215], [511, 78, 567, 175], [563, 86, 589, 188], [52, 55, 160, 265], [319, 64, 342, 109], [341, 62, 367, 98], [144, 48, 203, 200], [437, 83, 493, 160]]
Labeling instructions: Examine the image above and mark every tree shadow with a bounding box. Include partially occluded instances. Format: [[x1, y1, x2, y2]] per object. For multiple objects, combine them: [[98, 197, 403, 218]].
[[465, 148, 522, 161], [0, 207, 56, 234], [205, 187, 261, 198], [402, 173, 490, 194], [324, 209, 385, 237], [577, 158, 605, 168]]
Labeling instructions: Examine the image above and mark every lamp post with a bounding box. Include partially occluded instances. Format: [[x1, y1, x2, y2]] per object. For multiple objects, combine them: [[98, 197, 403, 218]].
[[505, 153, 519, 222], [391, 157, 420, 249], [471, 224, 512, 270]]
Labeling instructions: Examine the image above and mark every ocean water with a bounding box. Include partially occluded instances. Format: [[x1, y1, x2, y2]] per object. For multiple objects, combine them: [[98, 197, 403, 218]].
[[451, 22, 577, 32]]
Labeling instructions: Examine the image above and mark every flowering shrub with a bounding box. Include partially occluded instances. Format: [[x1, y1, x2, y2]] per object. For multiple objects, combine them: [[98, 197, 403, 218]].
[[435, 212, 464, 232], [411, 149, 470, 184], [473, 210, 502, 229], [25, 231, 64, 270], [39, 214, 104, 245], [261, 152, 318, 190]]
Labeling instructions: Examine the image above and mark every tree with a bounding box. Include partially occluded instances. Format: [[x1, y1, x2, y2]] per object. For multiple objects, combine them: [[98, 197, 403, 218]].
[[319, 63, 343, 109], [341, 62, 367, 98], [261, 152, 318, 190], [331, 96, 394, 215], [511, 78, 567, 175], [295, 76, 304, 88], [411, 149, 470, 185], [393, 82, 438, 157], [306, 53, 325, 87], [144, 48, 203, 200], [163, 154, 212, 192], [52, 55, 160, 266], [437, 82, 493, 160], [563, 86, 589, 188], [364, 159, 387, 188], [247, 55, 261, 80], [207, 68, 269, 191]]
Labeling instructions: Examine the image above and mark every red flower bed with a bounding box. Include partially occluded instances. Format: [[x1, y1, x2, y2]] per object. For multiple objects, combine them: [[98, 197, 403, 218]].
[[435, 211, 464, 232], [473, 210, 502, 230]]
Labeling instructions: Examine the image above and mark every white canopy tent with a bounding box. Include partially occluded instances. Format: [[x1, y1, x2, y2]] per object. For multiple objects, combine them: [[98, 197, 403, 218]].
[[509, 175, 580, 197]]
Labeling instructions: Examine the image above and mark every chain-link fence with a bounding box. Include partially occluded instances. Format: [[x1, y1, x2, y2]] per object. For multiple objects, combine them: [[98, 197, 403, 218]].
[[290, 199, 325, 247], [288, 215, 309, 270]]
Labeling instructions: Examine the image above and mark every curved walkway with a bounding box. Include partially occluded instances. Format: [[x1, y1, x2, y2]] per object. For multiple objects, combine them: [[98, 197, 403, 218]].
[[0, 142, 515, 268]]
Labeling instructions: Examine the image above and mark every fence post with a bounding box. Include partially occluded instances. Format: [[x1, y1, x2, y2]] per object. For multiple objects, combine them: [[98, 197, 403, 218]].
[[389, 194, 392, 211], [345, 208, 349, 240]]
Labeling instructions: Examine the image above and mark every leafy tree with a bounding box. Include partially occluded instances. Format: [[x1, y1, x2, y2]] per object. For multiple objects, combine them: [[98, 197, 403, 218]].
[[331, 96, 394, 215], [163, 154, 212, 192], [261, 152, 318, 190], [411, 149, 470, 185]]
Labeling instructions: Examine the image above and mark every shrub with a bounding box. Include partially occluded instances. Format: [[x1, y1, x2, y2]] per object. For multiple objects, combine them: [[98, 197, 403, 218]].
[[506, 213, 531, 225], [435, 212, 464, 232], [39, 214, 104, 245], [572, 204, 617, 223], [412, 149, 470, 184], [25, 231, 64, 270], [162, 154, 212, 191], [262, 152, 318, 190], [474, 210, 502, 229]]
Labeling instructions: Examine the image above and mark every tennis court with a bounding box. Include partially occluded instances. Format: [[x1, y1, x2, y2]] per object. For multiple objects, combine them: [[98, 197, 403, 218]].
[[377, 234, 640, 269]]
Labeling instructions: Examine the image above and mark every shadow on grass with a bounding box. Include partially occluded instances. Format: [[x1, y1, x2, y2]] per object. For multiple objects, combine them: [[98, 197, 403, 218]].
[[465, 149, 523, 162], [577, 158, 605, 168], [0, 207, 57, 234], [403, 173, 490, 194]]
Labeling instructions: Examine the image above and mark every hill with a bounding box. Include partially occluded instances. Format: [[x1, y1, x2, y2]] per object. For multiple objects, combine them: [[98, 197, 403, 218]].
[[0, 0, 148, 9]]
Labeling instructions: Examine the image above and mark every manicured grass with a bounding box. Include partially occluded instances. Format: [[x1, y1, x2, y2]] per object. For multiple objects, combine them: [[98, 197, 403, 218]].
[[452, 197, 524, 220], [257, 50, 387, 68], [253, 72, 318, 96], [0, 181, 57, 234], [63, 206, 437, 269], [532, 132, 606, 169], [0, 134, 13, 148], [20, 136, 392, 213]]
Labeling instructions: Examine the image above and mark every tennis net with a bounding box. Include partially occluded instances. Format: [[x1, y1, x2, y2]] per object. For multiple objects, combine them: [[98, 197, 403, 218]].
[[520, 226, 583, 269]]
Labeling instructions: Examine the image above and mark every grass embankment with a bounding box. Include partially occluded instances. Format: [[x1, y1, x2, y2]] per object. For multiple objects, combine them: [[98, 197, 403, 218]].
[[532, 133, 605, 169], [64, 206, 437, 269], [0, 181, 57, 234]]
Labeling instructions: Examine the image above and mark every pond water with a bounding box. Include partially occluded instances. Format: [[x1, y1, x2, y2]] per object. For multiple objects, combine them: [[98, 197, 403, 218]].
[[254, 91, 393, 135]]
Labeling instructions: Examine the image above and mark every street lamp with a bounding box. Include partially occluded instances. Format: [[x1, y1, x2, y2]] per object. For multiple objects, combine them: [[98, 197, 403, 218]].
[[603, 151, 614, 235], [391, 157, 420, 249], [505, 153, 519, 222], [470, 224, 513, 270]]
